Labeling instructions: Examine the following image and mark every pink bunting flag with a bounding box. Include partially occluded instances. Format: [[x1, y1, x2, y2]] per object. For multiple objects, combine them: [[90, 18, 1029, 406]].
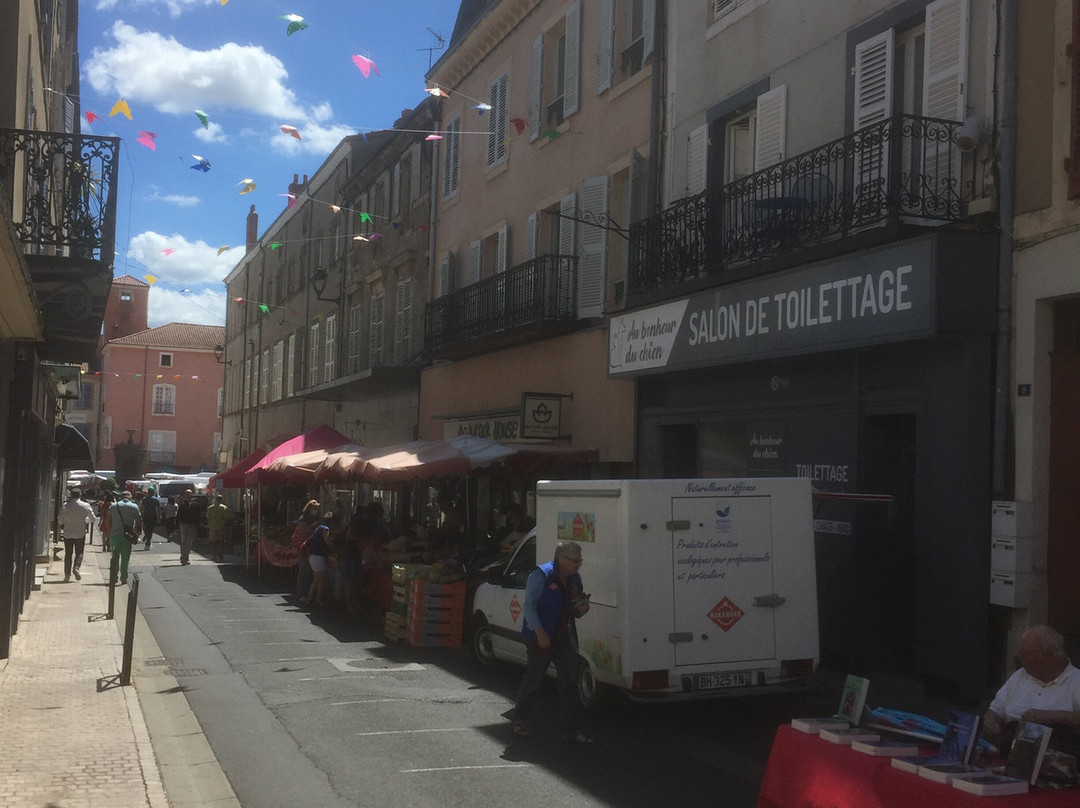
[[85, 111, 101, 125], [351, 55, 380, 78], [510, 118, 527, 135], [280, 124, 301, 141], [425, 86, 448, 98], [136, 131, 158, 150], [425, 133, 443, 141], [161, 248, 175, 257]]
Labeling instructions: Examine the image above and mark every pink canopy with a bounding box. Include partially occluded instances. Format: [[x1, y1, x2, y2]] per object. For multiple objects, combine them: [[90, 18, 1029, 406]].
[[256, 443, 368, 486], [208, 447, 269, 489], [241, 425, 354, 487], [315, 434, 597, 484]]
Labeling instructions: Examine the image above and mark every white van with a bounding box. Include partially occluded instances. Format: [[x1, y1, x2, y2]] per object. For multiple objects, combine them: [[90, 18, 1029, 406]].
[[469, 478, 819, 708]]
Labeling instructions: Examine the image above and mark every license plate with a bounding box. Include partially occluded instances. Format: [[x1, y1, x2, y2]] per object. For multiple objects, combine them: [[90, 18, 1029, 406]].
[[694, 671, 752, 690]]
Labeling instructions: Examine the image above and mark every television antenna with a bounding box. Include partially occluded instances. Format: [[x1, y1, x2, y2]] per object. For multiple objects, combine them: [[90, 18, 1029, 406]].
[[419, 28, 445, 70]]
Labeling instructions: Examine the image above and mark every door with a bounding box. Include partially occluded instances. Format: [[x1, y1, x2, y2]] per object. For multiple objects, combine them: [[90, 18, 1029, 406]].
[[670, 495, 776, 667], [1049, 300, 1080, 637]]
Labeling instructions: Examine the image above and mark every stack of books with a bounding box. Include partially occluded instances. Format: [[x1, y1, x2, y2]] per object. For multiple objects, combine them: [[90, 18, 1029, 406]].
[[790, 674, 870, 737]]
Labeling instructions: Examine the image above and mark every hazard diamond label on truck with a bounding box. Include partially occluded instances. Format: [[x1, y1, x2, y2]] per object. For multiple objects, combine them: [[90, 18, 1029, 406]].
[[707, 597, 744, 632], [509, 594, 522, 624]]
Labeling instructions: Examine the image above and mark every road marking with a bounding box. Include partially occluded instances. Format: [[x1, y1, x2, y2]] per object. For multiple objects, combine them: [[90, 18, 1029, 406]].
[[236, 629, 309, 633], [326, 658, 425, 673], [297, 663, 425, 680], [400, 764, 531, 773], [331, 698, 410, 705], [355, 728, 467, 737], [222, 617, 295, 622]]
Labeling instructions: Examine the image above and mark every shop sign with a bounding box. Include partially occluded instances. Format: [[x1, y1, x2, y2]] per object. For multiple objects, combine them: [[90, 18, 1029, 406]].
[[443, 413, 521, 441], [609, 238, 936, 375], [521, 392, 562, 439]]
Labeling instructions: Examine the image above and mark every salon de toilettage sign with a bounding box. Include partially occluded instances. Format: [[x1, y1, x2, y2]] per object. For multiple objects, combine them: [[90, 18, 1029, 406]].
[[609, 238, 936, 375]]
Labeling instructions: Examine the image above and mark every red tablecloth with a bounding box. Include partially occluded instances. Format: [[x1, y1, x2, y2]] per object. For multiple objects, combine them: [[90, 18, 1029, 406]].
[[756, 725, 1080, 808]]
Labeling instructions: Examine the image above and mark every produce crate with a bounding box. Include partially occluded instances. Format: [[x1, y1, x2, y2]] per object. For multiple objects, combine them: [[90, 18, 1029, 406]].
[[407, 603, 464, 623], [384, 612, 407, 642], [406, 624, 463, 647], [409, 579, 465, 598], [391, 563, 430, 584]]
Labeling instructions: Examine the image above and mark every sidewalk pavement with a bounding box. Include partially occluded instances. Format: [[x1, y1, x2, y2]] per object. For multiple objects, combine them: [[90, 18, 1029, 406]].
[[0, 539, 239, 808]]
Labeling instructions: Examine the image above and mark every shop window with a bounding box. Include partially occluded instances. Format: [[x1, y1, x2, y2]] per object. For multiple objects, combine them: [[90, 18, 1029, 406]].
[[152, 383, 175, 416], [73, 381, 93, 410]]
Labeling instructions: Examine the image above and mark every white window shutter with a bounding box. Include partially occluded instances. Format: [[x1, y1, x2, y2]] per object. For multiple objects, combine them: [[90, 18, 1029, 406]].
[[529, 35, 543, 143], [923, 0, 968, 120], [578, 176, 608, 318], [348, 303, 362, 373], [686, 124, 709, 196], [308, 323, 319, 387], [559, 192, 576, 256], [369, 294, 383, 367], [438, 252, 453, 297], [487, 74, 509, 168], [467, 240, 482, 285], [596, 0, 614, 94], [525, 212, 539, 260], [854, 30, 894, 129], [628, 147, 647, 224], [496, 225, 509, 273], [754, 85, 787, 169], [395, 278, 412, 364], [563, 2, 581, 118], [643, 0, 656, 63], [714, 0, 734, 21]]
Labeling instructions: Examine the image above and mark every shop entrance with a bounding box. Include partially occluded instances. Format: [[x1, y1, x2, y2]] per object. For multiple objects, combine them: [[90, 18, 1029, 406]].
[[857, 412, 917, 671], [1049, 300, 1080, 637]]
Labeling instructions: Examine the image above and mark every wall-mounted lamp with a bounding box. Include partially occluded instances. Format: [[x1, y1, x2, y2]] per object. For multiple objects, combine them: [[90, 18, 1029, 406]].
[[311, 267, 341, 303], [213, 344, 230, 365], [956, 116, 982, 153]]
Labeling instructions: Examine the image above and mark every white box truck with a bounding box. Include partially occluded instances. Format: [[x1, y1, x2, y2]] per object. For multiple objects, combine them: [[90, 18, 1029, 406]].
[[469, 478, 819, 708]]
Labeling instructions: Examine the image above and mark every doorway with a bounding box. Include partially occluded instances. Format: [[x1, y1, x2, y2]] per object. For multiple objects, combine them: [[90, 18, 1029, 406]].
[[1049, 300, 1080, 637]]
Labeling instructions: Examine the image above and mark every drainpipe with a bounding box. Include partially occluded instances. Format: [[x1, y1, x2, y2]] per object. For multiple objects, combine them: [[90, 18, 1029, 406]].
[[992, 0, 1017, 499], [645, 0, 666, 215]]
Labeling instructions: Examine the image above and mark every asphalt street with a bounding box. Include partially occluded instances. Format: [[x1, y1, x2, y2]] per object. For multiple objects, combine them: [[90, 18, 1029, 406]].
[[128, 539, 822, 808]]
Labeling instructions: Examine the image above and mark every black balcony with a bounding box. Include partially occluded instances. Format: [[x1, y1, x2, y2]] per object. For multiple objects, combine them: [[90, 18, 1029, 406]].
[[1, 128, 121, 360], [425, 253, 577, 358], [628, 114, 986, 301]]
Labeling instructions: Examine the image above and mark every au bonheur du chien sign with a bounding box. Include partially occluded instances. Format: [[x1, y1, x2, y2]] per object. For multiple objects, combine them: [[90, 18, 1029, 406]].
[[609, 238, 936, 375]]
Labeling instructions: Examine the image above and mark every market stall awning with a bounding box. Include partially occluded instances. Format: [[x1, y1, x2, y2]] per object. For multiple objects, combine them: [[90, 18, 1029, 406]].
[[257, 443, 368, 486], [208, 447, 268, 490], [243, 425, 353, 487], [316, 435, 597, 484], [55, 423, 94, 472]]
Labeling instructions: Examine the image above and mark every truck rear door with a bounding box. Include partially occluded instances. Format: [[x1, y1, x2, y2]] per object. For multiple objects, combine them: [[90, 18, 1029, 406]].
[[671, 494, 776, 668]]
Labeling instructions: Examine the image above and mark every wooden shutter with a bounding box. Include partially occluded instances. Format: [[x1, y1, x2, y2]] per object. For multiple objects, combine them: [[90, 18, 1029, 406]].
[[467, 240, 482, 286], [686, 124, 709, 196], [348, 303, 362, 374], [410, 143, 422, 201], [487, 73, 509, 168], [923, 0, 969, 121], [628, 147, 647, 223], [530, 35, 543, 143], [559, 192, 576, 256], [596, 0, 614, 94], [564, 2, 581, 118], [643, 0, 656, 63], [369, 294, 383, 367], [391, 162, 401, 216], [854, 30, 894, 129], [438, 252, 453, 297], [443, 115, 461, 198], [496, 225, 509, 273], [308, 323, 319, 387], [525, 212, 539, 260], [395, 278, 412, 364], [754, 85, 787, 170], [578, 176, 608, 318]]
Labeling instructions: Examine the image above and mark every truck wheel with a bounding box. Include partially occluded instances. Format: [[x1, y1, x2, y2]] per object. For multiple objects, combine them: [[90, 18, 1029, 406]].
[[470, 617, 497, 666], [577, 657, 604, 712]]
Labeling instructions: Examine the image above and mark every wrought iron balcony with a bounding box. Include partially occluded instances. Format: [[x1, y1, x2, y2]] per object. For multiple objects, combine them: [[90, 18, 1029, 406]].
[[629, 114, 986, 300], [0, 127, 120, 266], [425, 253, 577, 357]]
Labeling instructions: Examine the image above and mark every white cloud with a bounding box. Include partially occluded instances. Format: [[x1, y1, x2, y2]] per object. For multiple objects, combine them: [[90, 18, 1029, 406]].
[[194, 121, 226, 144], [94, 0, 218, 20], [147, 287, 226, 329], [127, 231, 240, 286], [272, 122, 358, 155], [84, 22, 305, 118], [148, 192, 200, 207]]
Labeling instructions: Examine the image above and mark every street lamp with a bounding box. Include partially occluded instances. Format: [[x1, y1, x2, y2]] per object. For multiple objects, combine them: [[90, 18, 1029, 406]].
[[311, 267, 341, 303], [213, 344, 230, 365]]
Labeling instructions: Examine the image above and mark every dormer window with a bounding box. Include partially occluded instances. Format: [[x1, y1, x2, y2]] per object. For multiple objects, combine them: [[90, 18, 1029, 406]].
[[120, 291, 131, 301]]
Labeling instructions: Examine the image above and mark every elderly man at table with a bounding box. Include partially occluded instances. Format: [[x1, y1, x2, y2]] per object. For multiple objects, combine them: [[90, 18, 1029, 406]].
[[982, 625, 1080, 755]]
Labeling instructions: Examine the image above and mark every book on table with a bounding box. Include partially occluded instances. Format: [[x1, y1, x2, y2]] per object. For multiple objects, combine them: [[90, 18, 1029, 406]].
[[917, 762, 988, 784], [818, 726, 881, 745], [1003, 721, 1052, 785], [789, 674, 870, 733], [951, 773, 1030, 796], [891, 709, 980, 774], [851, 739, 920, 757]]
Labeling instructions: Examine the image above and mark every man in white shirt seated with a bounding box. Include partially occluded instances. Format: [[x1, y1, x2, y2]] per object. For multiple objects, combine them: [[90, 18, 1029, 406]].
[[983, 625, 1080, 755]]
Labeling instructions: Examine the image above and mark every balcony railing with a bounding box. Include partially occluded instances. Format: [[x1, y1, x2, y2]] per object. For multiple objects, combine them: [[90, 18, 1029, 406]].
[[0, 128, 121, 267], [629, 114, 982, 298], [425, 253, 577, 355]]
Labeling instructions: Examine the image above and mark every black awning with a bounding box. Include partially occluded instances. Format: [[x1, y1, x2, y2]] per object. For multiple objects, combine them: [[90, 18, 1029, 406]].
[[55, 423, 94, 472]]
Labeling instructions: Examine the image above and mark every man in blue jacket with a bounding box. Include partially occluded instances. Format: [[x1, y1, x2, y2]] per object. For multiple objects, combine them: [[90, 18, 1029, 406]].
[[509, 540, 592, 743]]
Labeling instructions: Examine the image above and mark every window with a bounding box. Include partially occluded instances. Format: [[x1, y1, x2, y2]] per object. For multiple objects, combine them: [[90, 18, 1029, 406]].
[[600, 0, 654, 90], [159, 353, 173, 368], [309, 322, 320, 387], [324, 313, 337, 382], [120, 291, 131, 302], [437, 253, 454, 298], [271, 341, 283, 401], [487, 72, 510, 169], [348, 303, 362, 374], [395, 278, 412, 365], [74, 381, 93, 411], [148, 430, 176, 464], [713, 0, 752, 22], [578, 176, 608, 318], [530, 4, 580, 136], [287, 333, 296, 397], [152, 384, 175, 416], [244, 358, 252, 407], [259, 349, 269, 404], [442, 115, 461, 199], [369, 293, 384, 367]]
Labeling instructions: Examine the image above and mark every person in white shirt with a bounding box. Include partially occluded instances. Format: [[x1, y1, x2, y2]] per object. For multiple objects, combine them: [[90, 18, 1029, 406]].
[[983, 625, 1080, 754], [59, 489, 95, 582]]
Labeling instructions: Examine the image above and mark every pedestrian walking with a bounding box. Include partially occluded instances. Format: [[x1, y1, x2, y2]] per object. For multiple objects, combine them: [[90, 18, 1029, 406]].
[[141, 486, 162, 549], [176, 489, 200, 565], [59, 489, 95, 582], [163, 495, 178, 539], [206, 494, 231, 562], [108, 490, 142, 585], [98, 492, 115, 553]]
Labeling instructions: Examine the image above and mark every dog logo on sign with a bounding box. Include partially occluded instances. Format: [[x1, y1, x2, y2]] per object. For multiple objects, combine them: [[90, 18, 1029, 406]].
[[707, 597, 744, 632]]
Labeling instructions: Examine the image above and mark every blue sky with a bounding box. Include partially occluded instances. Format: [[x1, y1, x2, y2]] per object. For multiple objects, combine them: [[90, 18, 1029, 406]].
[[79, 0, 460, 328]]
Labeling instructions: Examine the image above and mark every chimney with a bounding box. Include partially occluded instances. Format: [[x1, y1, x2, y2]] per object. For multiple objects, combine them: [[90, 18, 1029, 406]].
[[286, 174, 309, 210], [246, 205, 259, 253]]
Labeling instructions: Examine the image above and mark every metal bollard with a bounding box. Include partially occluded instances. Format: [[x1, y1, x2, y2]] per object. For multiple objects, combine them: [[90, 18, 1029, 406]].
[[107, 552, 118, 619], [120, 574, 139, 686]]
